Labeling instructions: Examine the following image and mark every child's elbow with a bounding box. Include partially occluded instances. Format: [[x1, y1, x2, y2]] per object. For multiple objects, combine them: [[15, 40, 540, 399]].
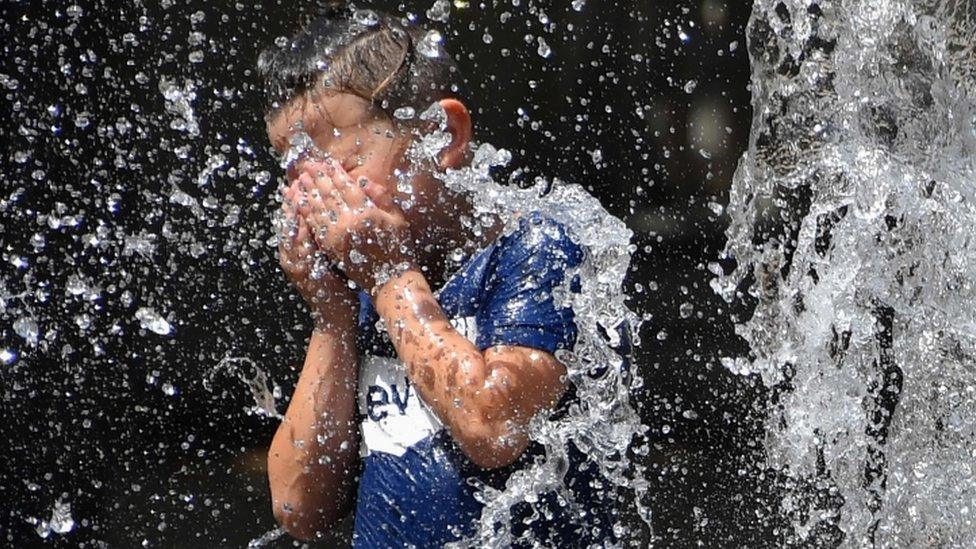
[[271, 493, 348, 541], [273, 503, 321, 541], [267, 454, 345, 540], [456, 420, 529, 470]]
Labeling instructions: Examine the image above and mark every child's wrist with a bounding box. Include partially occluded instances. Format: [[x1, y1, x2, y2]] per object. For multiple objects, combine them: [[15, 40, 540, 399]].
[[368, 260, 419, 298], [310, 297, 359, 330], [373, 266, 427, 316]]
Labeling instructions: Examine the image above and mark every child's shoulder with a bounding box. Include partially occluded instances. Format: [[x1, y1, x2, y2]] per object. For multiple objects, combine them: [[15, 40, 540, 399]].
[[501, 211, 582, 257], [482, 211, 584, 277]]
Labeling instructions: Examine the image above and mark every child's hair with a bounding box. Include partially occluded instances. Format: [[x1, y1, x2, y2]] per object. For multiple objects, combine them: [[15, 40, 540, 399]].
[[257, 0, 462, 120]]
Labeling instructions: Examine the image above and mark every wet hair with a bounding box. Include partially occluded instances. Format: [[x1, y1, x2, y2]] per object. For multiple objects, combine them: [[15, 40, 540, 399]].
[[256, 0, 461, 120]]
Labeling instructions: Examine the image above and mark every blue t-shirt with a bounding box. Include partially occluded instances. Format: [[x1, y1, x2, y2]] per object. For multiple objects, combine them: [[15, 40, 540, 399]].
[[351, 213, 620, 548]]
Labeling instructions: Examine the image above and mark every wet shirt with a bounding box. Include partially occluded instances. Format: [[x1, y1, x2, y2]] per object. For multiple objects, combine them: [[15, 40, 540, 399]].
[[351, 213, 618, 548]]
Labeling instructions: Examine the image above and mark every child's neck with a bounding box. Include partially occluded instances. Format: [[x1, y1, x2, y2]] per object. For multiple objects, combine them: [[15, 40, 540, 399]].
[[416, 196, 502, 289]]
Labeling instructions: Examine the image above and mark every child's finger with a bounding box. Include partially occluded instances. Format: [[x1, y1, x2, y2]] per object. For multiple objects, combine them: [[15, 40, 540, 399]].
[[296, 171, 316, 194], [334, 174, 368, 211], [283, 180, 302, 208], [362, 180, 399, 213], [281, 192, 295, 218], [281, 179, 298, 207], [280, 194, 302, 240], [295, 215, 314, 256], [312, 171, 348, 214], [301, 158, 336, 180], [294, 174, 317, 218]]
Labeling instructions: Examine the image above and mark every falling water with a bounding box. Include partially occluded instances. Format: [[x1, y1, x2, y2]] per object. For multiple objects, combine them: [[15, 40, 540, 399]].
[[204, 356, 284, 421], [415, 105, 651, 545], [716, 0, 976, 545]]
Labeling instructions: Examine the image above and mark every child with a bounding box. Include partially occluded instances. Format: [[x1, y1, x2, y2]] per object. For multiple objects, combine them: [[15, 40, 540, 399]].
[[259, 4, 618, 546]]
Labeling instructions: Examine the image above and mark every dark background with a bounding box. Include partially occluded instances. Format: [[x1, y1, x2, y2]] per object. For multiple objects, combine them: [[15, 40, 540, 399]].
[[0, 0, 774, 546]]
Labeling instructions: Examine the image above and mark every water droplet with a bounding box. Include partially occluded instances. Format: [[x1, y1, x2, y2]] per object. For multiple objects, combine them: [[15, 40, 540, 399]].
[[352, 9, 379, 27], [348, 249, 366, 265], [46, 499, 74, 536], [188, 31, 205, 47], [537, 36, 551, 58], [590, 148, 603, 166], [393, 106, 416, 120], [426, 0, 451, 23], [571, 0, 585, 11], [679, 302, 694, 318], [30, 233, 46, 250], [75, 314, 91, 330], [135, 307, 173, 336], [66, 274, 88, 296], [417, 30, 443, 58], [159, 77, 199, 137], [0, 348, 17, 365], [13, 317, 39, 346], [684, 79, 697, 94]]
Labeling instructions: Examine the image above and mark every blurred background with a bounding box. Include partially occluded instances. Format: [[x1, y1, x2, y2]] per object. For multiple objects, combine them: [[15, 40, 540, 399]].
[[0, 0, 774, 546]]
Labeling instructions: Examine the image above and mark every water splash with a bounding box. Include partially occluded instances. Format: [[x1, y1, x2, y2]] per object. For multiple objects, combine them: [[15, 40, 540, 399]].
[[406, 104, 649, 546], [205, 356, 284, 421], [33, 498, 75, 539], [246, 526, 285, 547], [159, 77, 200, 138], [135, 306, 173, 336], [716, 0, 976, 545]]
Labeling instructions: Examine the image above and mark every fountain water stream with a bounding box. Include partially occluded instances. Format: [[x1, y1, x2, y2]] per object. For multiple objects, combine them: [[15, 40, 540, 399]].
[[716, 0, 976, 545]]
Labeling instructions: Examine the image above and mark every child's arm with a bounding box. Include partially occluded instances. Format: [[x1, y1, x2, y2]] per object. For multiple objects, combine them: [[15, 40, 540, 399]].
[[268, 185, 361, 539], [298, 161, 568, 469], [374, 270, 567, 469], [268, 312, 360, 540]]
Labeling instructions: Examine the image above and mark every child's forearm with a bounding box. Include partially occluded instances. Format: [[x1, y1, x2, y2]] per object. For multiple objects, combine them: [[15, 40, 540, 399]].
[[268, 309, 359, 540], [373, 269, 530, 468]]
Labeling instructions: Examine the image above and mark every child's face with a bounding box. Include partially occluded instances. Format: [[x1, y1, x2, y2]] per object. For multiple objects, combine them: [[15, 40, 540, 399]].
[[267, 92, 413, 201], [267, 92, 461, 238]]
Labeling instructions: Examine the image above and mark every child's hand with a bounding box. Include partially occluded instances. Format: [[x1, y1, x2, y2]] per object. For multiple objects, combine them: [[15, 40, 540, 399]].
[[296, 159, 414, 294], [279, 180, 359, 323], [295, 160, 414, 293]]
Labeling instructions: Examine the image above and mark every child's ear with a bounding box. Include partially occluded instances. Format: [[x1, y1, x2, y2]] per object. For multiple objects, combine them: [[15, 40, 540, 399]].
[[437, 98, 471, 170]]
